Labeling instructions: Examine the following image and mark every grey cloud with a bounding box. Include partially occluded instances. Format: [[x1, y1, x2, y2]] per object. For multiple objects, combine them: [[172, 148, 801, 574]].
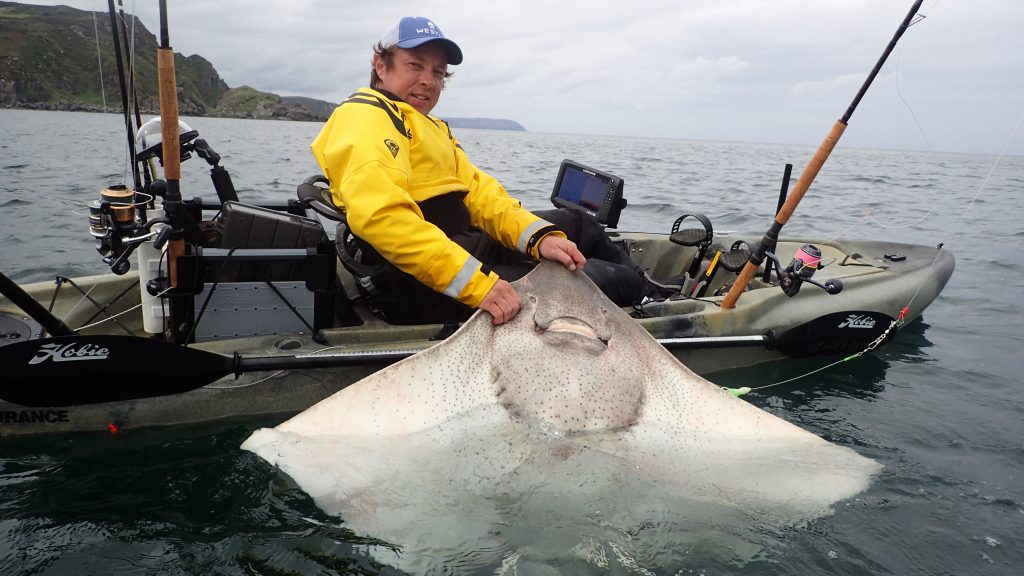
[[20, 0, 1024, 154]]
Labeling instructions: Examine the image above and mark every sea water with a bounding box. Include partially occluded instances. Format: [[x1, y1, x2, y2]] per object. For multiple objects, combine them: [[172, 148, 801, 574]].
[[1, 108, 1022, 575]]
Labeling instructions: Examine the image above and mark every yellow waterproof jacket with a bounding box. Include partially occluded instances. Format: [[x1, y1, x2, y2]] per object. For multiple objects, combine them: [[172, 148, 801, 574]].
[[311, 87, 562, 308]]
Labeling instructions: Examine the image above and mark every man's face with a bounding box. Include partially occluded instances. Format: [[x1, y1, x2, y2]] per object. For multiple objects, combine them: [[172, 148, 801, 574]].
[[375, 43, 448, 116]]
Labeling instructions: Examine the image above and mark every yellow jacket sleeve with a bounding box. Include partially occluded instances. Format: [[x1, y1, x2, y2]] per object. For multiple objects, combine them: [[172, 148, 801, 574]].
[[453, 138, 567, 260]]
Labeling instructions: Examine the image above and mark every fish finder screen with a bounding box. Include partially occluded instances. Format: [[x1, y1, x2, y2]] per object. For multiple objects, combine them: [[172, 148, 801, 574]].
[[556, 169, 607, 212], [550, 160, 624, 228]]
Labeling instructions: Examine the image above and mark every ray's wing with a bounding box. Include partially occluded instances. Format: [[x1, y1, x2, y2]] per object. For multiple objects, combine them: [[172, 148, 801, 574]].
[[271, 312, 499, 439], [594, 320, 882, 517]]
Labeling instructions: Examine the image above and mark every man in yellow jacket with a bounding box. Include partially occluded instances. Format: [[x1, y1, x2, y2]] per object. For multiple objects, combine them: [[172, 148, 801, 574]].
[[312, 17, 643, 325]]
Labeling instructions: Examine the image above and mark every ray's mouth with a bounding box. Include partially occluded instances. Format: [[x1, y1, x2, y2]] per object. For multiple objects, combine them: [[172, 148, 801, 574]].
[[536, 317, 609, 346]]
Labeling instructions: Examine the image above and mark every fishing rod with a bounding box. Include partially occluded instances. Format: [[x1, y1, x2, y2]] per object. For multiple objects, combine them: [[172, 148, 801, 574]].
[[0, 333, 769, 407], [115, 0, 152, 190], [105, 0, 141, 191], [156, 0, 186, 287], [116, 0, 143, 133], [722, 0, 925, 309]]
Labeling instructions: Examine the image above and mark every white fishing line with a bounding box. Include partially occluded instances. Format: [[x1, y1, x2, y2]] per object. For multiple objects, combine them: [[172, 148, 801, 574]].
[[92, 10, 107, 113], [862, 3, 937, 231], [751, 110, 1024, 395], [73, 286, 170, 332]]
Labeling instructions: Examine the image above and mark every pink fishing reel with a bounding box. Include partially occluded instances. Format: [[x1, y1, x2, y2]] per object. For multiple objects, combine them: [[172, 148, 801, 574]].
[[767, 243, 843, 297]]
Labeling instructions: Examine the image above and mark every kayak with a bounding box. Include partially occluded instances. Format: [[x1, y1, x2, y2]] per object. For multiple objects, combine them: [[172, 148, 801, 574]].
[[0, 179, 953, 435], [0, 0, 955, 436]]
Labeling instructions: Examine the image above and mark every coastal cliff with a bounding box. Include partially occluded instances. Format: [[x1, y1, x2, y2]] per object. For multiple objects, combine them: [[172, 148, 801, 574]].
[[0, 1, 524, 129]]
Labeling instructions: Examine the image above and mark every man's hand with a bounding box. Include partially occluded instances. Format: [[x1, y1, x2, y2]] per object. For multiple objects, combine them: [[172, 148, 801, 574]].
[[478, 279, 520, 325], [539, 235, 586, 271]]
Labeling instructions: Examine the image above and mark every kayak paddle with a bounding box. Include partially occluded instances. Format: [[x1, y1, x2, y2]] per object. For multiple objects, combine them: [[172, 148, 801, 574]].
[[0, 333, 768, 407]]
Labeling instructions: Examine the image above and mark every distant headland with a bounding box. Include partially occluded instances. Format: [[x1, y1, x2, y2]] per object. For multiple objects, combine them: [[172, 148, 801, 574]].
[[443, 118, 526, 131]]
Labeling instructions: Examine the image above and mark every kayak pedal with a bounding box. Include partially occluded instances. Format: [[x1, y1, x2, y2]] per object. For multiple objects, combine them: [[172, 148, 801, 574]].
[[719, 241, 751, 273], [669, 213, 713, 277]]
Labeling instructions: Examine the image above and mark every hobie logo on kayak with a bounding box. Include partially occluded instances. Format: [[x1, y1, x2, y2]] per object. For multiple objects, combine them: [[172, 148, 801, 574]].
[[838, 314, 877, 329], [28, 342, 110, 365]]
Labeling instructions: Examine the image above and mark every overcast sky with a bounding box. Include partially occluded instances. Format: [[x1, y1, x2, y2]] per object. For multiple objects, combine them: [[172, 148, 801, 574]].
[[24, 0, 1024, 155]]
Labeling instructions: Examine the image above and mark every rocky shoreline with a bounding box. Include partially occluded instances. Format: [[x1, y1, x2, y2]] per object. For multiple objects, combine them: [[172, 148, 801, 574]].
[[1, 100, 319, 121], [3, 101, 117, 113]]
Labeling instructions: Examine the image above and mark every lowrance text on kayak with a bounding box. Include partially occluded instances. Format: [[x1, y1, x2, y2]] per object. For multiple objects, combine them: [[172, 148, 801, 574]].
[[2, 410, 71, 424]]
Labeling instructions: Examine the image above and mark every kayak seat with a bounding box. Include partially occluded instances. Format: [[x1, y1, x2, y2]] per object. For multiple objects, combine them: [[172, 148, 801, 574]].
[[296, 174, 344, 222], [294, 174, 385, 286], [296, 175, 394, 321]]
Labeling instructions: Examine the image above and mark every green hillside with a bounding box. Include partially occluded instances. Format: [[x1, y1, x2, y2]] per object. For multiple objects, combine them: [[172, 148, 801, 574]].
[[0, 1, 226, 114], [0, 2, 525, 128], [0, 1, 315, 119]]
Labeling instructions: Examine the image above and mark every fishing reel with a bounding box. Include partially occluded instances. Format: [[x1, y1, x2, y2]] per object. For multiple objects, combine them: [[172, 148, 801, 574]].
[[765, 243, 843, 297], [88, 185, 142, 274], [88, 185, 168, 275], [87, 119, 234, 275]]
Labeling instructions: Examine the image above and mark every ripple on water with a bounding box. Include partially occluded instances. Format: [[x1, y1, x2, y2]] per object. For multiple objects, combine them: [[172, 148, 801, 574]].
[[1, 110, 1022, 576]]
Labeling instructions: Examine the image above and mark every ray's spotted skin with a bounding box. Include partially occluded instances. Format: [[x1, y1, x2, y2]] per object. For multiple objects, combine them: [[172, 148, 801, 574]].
[[242, 262, 881, 572]]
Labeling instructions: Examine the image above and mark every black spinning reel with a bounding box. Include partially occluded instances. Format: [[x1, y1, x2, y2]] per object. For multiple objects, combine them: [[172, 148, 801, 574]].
[[88, 118, 231, 275]]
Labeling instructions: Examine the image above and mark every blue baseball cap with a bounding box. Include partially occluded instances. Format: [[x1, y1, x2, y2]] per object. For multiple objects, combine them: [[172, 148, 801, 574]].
[[381, 17, 463, 65]]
